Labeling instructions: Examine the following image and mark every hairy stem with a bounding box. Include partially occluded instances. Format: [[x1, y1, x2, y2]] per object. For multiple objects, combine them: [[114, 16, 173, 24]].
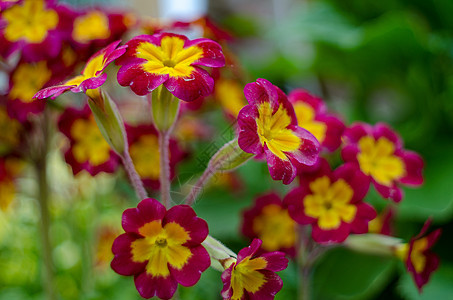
[[184, 160, 220, 206], [159, 130, 172, 208], [121, 147, 148, 201]]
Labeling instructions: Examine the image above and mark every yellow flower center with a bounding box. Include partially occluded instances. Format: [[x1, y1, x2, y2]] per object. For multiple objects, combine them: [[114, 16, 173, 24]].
[[9, 62, 52, 103], [230, 256, 268, 300], [64, 53, 106, 87], [131, 220, 192, 277], [304, 176, 357, 230], [70, 118, 111, 166], [72, 11, 110, 44], [0, 179, 15, 211], [256, 102, 301, 160], [395, 238, 428, 274], [129, 134, 161, 179], [357, 136, 405, 186], [215, 79, 247, 118], [136, 36, 204, 77], [0, 108, 22, 153], [252, 204, 296, 251], [3, 0, 58, 43], [293, 102, 326, 144]]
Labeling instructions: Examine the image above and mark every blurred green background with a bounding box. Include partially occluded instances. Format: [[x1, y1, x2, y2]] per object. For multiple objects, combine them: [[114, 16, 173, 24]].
[[1, 0, 453, 299]]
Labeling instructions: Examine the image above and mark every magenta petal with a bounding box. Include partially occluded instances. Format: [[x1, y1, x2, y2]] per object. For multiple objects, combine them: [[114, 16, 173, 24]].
[[244, 79, 278, 106], [317, 114, 345, 152], [33, 84, 75, 100], [111, 253, 146, 276], [164, 66, 214, 102], [117, 63, 168, 96], [311, 222, 351, 244], [79, 73, 108, 92], [374, 182, 403, 203], [374, 123, 402, 149], [237, 105, 262, 155], [134, 272, 177, 300], [137, 198, 167, 223], [264, 146, 297, 185], [169, 245, 210, 287], [260, 252, 288, 272], [350, 203, 377, 234], [237, 239, 262, 262], [184, 38, 225, 67], [290, 126, 320, 166], [220, 266, 233, 299], [341, 145, 360, 163], [284, 187, 314, 225], [343, 123, 372, 144], [122, 207, 146, 234], [163, 205, 208, 245], [249, 270, 283, 300], [400, 150, 424, 186], [335, 163, 370, 202]]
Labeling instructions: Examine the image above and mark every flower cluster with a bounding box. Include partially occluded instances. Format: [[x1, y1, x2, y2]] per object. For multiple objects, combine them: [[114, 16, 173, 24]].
[[0, 1, 444, 299]]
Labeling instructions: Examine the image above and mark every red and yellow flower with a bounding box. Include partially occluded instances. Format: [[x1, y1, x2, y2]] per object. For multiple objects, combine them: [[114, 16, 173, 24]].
[[71, 8, 134, 46], [221, 239, 288, 300], [241, 193, 297, 256], [0, 0, 65, 61], [394, 220, 441, 292], [237, 78, 320, 184], [288, 88, 345, 152], [126, 124, 186, 190], [111, 198, 210, 299], [58, 105, 119, 176], [116, 33, 225, 102], [33, 40, 127, 100], [285, 159, 376, 244], [341, 122, 424, 202], [0, 156, 23, 211]]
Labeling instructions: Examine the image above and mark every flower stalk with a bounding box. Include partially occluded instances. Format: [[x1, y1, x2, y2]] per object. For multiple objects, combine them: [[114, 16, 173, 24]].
[[185, 139, 252, 206]]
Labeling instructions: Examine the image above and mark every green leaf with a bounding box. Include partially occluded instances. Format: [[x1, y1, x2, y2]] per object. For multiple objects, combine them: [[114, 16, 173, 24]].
[[313, 248, 395, 300], [397, 263, 453, 300]]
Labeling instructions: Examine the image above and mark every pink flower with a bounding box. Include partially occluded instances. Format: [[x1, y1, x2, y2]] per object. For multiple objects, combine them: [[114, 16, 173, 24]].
[[116, 33, 225, 101], [285, 159, 376, 244], [111, 198, 210, 299], [0, 0, 67, 61], [341, 122, 424, 202], [237, 78, 320, 184], [394, 220, 441, 292], [33, 40, 127, 99], [221, 239, 288, 300], [58, 105, 119, 176], [288, 88, 345, 152], [241, 193, 297, 256]]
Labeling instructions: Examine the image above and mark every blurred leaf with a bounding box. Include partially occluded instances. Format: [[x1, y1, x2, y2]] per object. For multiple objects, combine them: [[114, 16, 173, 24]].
[[397, 263, 453, 300], [313, 247, 395, 300]]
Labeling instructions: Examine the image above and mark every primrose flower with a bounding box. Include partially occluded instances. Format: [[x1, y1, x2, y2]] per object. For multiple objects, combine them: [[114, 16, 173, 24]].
[[33, 40, 127, 100], [241, 193, 297, 256], [368, 207, 394, 235], [58, 105, 119, 176], [288, 88, 345, 152], [0, 0, 63, 60], [341, 122, 424, 202], [95, 226, 120, 268], [215, 78, 247, 118], [111, 198, 210, 299], [126, 124, 186, 190], [221, 239, 288, 300], [394, 220, 441, 292], [237, 78, 320, 184], [116, 33, 225, 101], [285, 159, 376, 244], [71, 8, 134, 46]]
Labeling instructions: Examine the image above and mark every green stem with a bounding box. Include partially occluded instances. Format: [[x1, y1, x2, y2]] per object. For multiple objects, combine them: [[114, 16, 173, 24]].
[[36, 110, 56, 300], [121, 147, 148, 201], [159, 130, 172, 208]]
